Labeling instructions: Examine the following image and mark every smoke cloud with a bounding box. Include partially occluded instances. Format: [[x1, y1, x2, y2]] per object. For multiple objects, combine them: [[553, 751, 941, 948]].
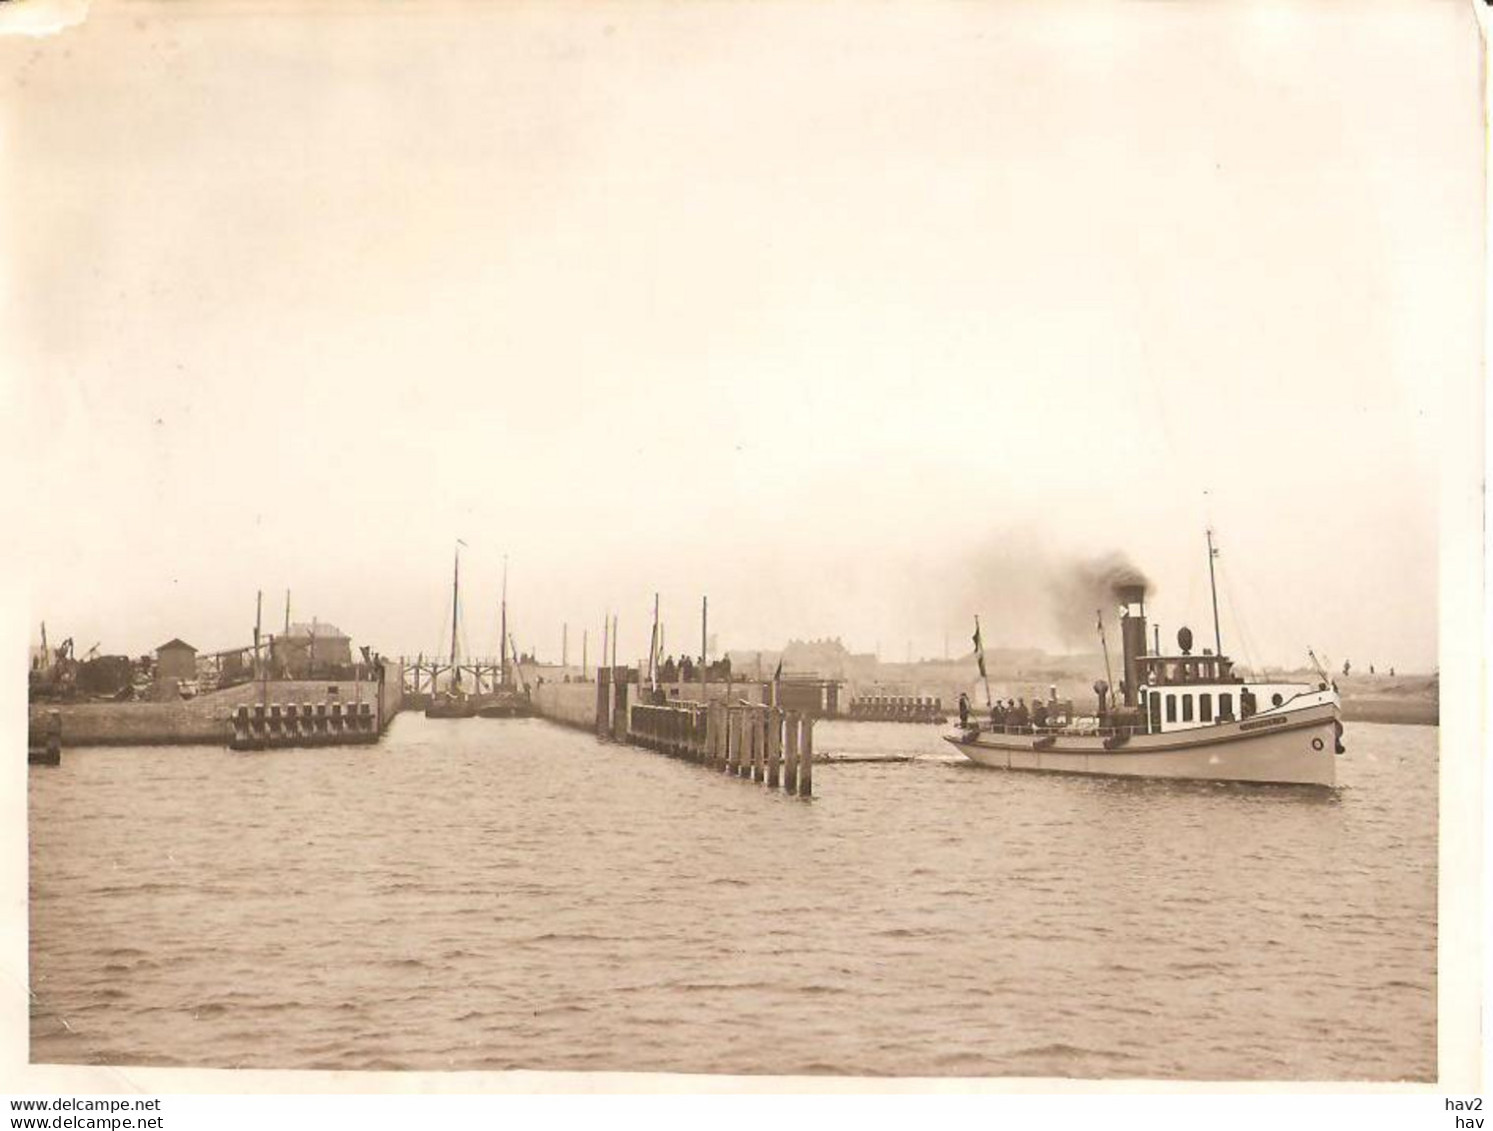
[[1045, 552, 1153, 645], [933, 532, 1154, 652]]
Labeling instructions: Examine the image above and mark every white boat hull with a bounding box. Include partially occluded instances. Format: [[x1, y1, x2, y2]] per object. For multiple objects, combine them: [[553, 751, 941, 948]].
[[945, 702, 1339, 787]]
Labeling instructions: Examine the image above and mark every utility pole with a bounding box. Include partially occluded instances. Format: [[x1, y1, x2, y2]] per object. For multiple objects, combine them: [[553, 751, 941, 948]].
[[562, 623, 568, 669], [700, 595, 708, 704], [254, 590, 262, 679]]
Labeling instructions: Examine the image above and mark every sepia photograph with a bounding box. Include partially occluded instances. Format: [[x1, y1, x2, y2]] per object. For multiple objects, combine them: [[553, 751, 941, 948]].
[[2, 0, 1485, 1116]]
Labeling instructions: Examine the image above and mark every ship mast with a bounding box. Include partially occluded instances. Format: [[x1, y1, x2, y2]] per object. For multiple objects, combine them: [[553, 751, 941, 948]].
[[649, 592, 660, 692], [1096, 608, 1116, 697], [499, 554, 508, 688], [449, 542, 461, 684], [1206, 528, 1223, 657]]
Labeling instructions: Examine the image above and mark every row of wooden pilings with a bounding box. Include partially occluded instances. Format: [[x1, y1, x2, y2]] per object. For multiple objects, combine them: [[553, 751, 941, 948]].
[[627, 701, 814, 797]]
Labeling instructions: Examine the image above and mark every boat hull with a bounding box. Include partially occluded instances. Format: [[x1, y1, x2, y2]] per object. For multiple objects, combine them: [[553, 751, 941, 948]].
[[945, 703, 1339, 787]]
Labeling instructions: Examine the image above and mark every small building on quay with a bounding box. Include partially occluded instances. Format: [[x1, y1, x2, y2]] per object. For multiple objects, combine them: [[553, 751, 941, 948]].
[[272, 621, 353, 677], [154, 638, 198, 682]]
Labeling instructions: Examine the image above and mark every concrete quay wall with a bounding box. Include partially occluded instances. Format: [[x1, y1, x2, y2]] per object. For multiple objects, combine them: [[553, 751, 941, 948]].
[[530, 682, 598, 730], [30, 668, 402, 748]]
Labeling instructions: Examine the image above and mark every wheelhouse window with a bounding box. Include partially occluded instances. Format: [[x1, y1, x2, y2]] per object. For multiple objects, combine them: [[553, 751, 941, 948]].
[[1165, 694, 1177, 723], [1181, 694, 1194, 722], [1200, 693, 1213, 723]]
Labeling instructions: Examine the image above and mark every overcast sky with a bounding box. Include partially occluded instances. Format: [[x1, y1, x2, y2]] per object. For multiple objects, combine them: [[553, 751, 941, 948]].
[[3, 1, 1479, 672]]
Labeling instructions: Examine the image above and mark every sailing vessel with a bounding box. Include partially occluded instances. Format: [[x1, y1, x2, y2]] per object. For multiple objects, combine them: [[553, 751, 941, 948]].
[[477, 556, 535, 718], [426, 543, 477, 719], [946, 533, 1343, 787]]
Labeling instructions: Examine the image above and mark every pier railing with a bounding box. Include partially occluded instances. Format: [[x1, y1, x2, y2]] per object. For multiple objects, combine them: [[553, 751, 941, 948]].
[[628, 700, 814, 797]]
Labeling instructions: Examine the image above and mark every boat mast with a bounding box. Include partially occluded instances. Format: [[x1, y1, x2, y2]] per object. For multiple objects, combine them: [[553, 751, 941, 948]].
[[499, 554, 508, 688], [1096, 608, 1116, 697], [649, 592, 660, 692], [450, 543, 461, 686], [1206, 528, 1223, 657]]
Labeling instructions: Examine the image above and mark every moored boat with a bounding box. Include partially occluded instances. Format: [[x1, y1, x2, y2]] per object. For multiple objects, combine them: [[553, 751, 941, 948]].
[[474, 556, 535, 719], [426, 691, 477, 719], [947, 535, 1343, 787], [425, 541, 476, 719]]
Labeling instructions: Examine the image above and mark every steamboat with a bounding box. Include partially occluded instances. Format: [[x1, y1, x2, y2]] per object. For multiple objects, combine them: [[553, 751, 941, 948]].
[[946, 534, 1343, 787]]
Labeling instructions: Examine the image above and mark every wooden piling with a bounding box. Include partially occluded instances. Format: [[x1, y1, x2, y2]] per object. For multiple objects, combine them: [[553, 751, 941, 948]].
[[612, 680, 629, 742], [741, 709, 753, 780], [727, 707, 741, 774], [767, 706, 782, 788], [799, 714, 813, 797], [783, 710, 799, 793], [738, 708, 751, 778], [595, 667, 609, 738]]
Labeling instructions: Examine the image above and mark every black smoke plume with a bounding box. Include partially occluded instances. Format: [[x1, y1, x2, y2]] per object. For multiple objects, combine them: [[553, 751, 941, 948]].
[[1045, 552, 1153, 645]]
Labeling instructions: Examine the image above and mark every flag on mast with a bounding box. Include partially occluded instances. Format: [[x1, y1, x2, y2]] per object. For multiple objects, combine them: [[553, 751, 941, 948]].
[[973, 615, 992, 707]]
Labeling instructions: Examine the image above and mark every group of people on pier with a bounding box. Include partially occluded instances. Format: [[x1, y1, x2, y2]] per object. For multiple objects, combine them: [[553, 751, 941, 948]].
[[654, 655, 732, 684]]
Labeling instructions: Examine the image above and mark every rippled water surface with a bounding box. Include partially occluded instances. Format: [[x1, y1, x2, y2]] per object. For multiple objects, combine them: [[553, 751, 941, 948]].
[[29, 715, 1436, 1079]]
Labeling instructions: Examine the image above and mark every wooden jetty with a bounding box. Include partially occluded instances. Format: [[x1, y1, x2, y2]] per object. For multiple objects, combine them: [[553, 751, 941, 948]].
[[626, 699, 815, 797], [228, 699, 379, 751], [28, 708, 61, 765]]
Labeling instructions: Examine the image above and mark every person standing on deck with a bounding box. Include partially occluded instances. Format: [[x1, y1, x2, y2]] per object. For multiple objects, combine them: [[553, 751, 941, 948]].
[[958, 692, 971, 727]]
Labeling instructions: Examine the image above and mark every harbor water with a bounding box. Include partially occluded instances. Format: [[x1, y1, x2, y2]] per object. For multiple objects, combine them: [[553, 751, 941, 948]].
[[28, 716, 1436, 1079]]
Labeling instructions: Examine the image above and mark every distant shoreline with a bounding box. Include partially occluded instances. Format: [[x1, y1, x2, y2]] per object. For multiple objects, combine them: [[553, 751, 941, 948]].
[[1340, 698, 1438, 727]]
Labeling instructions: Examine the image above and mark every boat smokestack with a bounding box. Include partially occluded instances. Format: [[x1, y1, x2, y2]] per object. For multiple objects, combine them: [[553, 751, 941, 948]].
[[1117, 583, 1147, 707]]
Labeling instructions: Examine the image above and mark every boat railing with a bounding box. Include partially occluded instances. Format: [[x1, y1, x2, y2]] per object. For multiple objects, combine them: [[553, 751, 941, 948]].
[[971, 722, 1150, 739]]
